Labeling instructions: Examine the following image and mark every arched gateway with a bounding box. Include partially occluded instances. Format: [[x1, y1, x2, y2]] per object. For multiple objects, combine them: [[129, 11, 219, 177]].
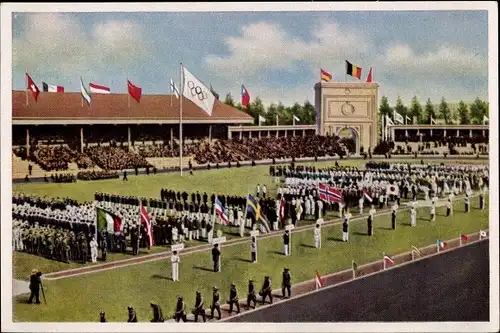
[[314, 82, 379, 154]]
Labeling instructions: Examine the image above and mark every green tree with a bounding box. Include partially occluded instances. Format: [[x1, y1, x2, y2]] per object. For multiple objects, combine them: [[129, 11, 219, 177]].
[[424, 98, 436, 124], [250, 97, 265, 125], [469, 97, 488, 124], [409, 96, 423, 124], [224, 93, 235, 107], [302, 100, 316, 124], [266, 103, 278, 125], [379, 96, 392, 117], [276, 102, 287, 125], [438, 97, 451, 124], [394, 95, 407, 121], [456, 100, 470, 125]]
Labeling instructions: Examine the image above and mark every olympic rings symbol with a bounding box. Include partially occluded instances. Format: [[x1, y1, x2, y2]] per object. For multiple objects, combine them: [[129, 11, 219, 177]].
[[187, 81, 208, 101]]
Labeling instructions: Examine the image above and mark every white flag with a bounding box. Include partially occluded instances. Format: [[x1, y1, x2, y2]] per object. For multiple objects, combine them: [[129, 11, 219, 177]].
[[385, 115, 395, 127], [393, 111, 404, 124], [170, 78, 180, 99], [258, 115, 266, 124], [182, 65, 216, 116], [430, 117, 436, 124], [293, 115, 300, 122], [483, 115, 489, 124]]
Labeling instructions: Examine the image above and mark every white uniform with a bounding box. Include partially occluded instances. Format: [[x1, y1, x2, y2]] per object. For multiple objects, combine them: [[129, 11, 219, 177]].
[[90, 239, 98, 262], [430, 205, 436, 221], [359, 198, 364, 215], [314, 226, 321, 249], [410, 207, 416, 226], [171, 254, 180, 281]]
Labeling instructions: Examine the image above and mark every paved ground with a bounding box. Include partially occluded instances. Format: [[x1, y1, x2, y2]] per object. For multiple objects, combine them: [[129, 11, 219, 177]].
[[12, 279, 30, 297], [227, 240, 490, 322]]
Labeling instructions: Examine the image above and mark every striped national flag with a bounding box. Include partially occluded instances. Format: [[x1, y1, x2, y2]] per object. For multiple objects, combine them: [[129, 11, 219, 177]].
[[140, 204, 154, 247], [315, 271, 324, 289], [320, 69, 332, 82], [318, 184, 343, 203], [383, 255, 394, 265], [89, 82, 111, 94], [214, 197, 230, 225], [42, 82, 64, 93], [363, 191, 373, 203], [437, 239, 446, 250], [80, 77, 91, 105]]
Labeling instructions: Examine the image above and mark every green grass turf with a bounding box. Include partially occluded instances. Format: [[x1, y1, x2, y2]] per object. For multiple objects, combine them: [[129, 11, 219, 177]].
[[12, 195, 489, 322], [12, 158, 488, 203]]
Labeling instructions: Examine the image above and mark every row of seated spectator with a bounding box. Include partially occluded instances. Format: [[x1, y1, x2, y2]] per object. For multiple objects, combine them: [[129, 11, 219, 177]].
[[135, 141, 200, 158], [77, 170, 120, 181], [393, 134, 488, 145], [31, 146, 94, 171], [84, 146, 152, 171]]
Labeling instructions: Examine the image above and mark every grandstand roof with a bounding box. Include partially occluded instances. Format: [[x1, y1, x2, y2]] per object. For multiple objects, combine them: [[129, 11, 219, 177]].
[[12, 91, 254, 125]]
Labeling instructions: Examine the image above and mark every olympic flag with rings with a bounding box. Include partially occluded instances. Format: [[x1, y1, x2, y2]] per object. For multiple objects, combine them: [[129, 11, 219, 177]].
[[182, 66, 216, 116]]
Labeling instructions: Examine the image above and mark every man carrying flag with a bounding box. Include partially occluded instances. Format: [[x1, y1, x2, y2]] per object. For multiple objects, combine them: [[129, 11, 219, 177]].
[[96, 207, 122, 234], [214, 197, 230, 225], [246, 194, 271, 233], [140, 204, 154, 249]]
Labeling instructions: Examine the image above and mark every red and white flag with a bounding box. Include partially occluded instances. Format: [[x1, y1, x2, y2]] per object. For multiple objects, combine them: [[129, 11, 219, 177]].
[[26, 73, 40, 102], [42, 82, 64, 93], [89, 82, 111, 94], [279, 197, 286, 223], [127, 80, 142, 103], [365, 67, 373, 83], [241, 85, 250, 108], [383, 255, 394, 265], [315, 271, 324, 289], [363, 191, 373, 203], [140, 205, 154, 247]]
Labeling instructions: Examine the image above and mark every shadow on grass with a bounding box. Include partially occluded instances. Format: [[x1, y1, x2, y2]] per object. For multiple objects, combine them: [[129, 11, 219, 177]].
[[193, 266, 214, 272], [234, 257, 252, 263], [299, 243, 316, 249], [377, 227, 394, 231], [327, 237, 343, 242], [267, 250, 283, 256], [151, 274, 172, 281], [352, 231, 368, 236]]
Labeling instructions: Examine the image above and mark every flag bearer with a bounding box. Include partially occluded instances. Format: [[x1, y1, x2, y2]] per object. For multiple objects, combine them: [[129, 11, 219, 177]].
[[314, 223, 321, 249], [446, 199, 453, 217], [410, 203, 417, 227]]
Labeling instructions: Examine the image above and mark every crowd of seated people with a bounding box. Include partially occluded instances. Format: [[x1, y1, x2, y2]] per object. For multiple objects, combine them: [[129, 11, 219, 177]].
[[85, 146, 152, 171], [135, 141, 201, 159], [77, 170, 120, 181]]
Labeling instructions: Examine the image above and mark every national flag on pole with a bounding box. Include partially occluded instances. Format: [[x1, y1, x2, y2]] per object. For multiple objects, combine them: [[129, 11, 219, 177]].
[[411, 245, 421, 256], [430, 117, 436, 125], [80, 77, 91, 105], [140, 204, 154, 247], [393, 111, 404, 124], [26, 73, 40, 102], [127, 80, 142, 103], [241, 85, 250, 108], [383, 254, 394, 265], [214, 197, 230, 225], [96, 207, 122, 233], [42, 82, 64, 93], [363, 191, 373, 203], [318, 183, 343, 203], [405, 115, 411, 124], [320, 69, 332, 82], [293, 115, 300, 122], [89, 82, 110, 94], [346, 60, 362, 79], [460, 234, 468, 243], [279, 197, 286, 223], [365, 67, 373, 83], [437, 239, 446, 250], [170, 78, 180, 99], [315, 271, 324, 289], [258, 115, 266, 125], [181, 65, 216, 115], [386, 184, 400, 196], [385, 115, 395, 127], [246, 194, 271, 233]]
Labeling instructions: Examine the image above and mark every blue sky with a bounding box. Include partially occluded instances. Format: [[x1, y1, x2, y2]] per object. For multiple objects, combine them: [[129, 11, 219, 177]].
[[11, 10, 488, 106]]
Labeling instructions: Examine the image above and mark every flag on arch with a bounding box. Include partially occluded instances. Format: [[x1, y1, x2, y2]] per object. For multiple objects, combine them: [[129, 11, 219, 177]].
[[127, 80, 142, 103], [182, 64, 216, 116], [25, 73, 40, 102], [346, 60, 362, 79], [320, 68, 332, 82], [365, 67, 373, 83], [214, 197, 230, 225], [314, 271, 324, 289], [42, 82, 64, 93], [89, 82, 110, 94], [140, 204, 154, 247], [241, 85, 250, 108]]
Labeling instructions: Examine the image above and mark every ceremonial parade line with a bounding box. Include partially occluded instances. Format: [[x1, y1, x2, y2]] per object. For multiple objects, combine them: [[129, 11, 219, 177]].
[[43, 193, 476, 281], [218, 231, 490, 323]]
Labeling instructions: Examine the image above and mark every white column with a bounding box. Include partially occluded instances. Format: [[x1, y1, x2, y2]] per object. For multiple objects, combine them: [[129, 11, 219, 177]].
[[170, 127, 174, 149], [285, 129, 288, 137], [128, 126, 132, 151], [456, 129, 459, 138], [80, 127, 84, 153], [26, 128, 30, 158], [258, 130, 261, 139], [303, 129, 305, 136], [239, 131, 242, 140], [209, 125, 212, 142], [268, 130, 270, 137], [249, 131, 252, 139], [469, 129, 472, 138], [443, 129, 447, 137]]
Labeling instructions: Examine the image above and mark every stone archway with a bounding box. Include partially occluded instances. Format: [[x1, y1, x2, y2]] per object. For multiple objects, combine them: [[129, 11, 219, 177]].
[[336, 127, 360, 154]]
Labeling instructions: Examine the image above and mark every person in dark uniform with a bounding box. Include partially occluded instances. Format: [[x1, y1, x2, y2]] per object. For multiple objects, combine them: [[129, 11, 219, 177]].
[[342, 219, 349, 242], [465, 194, 470, 213], [123, 171, 128, 181], [127, 306, 137, 322], [212, 243, 221, 272], [250, 237, 257, 263], [101, 236, 107, 261], [228, 283, 240, 314], [81, 238, 88, 264], [391, 208, 397, 230], [479, 190, 485, 210], [210, 286, 221, 320], [192, 291, 206, 322], [247, 279, 257, 310], [282, 268, 292, 299], [283, 230, 290, 256], [260, 276, 273, 304], [446, 199, 452, 217], [28, 269, 42, 304], [174, 296, 187, 322], [367, 215, 373, 236], [99, 311, 107, 322], [150, 302, 164, 322]]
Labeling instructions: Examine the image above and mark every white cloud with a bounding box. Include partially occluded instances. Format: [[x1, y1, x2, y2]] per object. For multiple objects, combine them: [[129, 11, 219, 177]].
[[205, 21, 370, 79], [379, 44, 487, 77], [13, 13, 148, 78]]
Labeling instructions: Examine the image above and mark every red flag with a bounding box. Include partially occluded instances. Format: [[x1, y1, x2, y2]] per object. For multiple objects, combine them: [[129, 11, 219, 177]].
[[127, 80, 142, 103], [460, 234, 468, 242], [140, 204, 154, 247], [26, 73, 40, 102], [241, 85, 250, 108], [279, 197, 286, 223], [365, 67, 373, 83]]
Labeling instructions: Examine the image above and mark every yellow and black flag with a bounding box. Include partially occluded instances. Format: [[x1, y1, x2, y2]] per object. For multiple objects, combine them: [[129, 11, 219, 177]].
[[346, 60, 362, 79]]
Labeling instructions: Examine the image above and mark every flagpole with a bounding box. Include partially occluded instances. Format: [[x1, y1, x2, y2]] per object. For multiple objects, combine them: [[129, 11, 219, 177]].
[[25, 71, 29, 106], [459, 234, 462, 246], [436, 241, 439, 253], [382, 252, 386, 270], [179, 63, 184, 177], [352, 261, 355, 279]]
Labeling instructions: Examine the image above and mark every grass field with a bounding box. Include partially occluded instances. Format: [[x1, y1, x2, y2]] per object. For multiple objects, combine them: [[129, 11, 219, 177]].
[[12, 194, 489, 322], [13, 158, 488, 203]]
